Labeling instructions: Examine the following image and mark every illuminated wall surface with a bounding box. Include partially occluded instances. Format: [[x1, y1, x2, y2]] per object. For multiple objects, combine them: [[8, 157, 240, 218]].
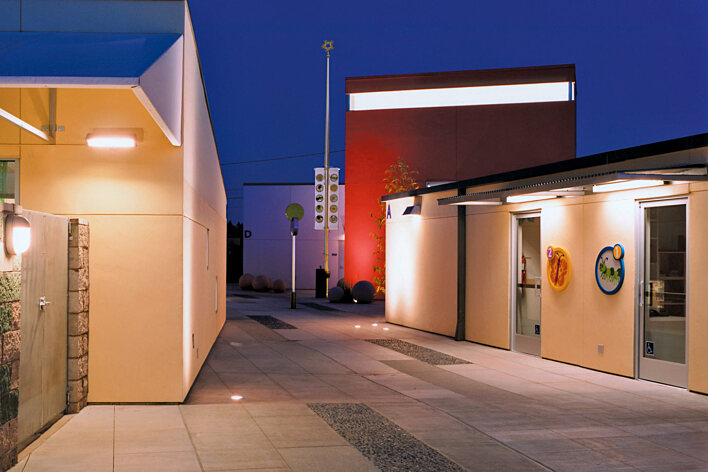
[[345, 65, 576, 285], [243, 184, 345, 289], [385, 159, 708, 395], [0, 1, 226, 402]]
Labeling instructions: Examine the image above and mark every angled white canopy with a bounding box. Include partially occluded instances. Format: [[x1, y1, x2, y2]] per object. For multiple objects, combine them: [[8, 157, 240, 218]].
[[0, 32, 184, 145]]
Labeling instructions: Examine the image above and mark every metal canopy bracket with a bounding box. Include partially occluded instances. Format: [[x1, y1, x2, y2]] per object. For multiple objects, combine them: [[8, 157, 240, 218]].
[[0, 88, 61, 143], [0, 107, 51, 142]]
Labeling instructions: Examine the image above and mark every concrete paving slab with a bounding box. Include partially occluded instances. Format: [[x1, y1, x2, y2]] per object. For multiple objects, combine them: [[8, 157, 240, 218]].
[[12, 286, 708, 471], [277, 445, 378, 472], [114, 451, 202, 472]]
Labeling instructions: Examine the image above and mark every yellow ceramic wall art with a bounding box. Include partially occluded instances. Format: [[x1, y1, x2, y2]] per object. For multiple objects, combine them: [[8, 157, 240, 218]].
[[546, 245, 572, 291]]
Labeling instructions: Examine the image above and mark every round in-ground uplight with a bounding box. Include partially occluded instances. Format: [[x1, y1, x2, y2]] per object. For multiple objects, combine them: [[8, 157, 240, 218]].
[[354, 325, 360, 329], [230, 395, 244, 401], [372, 323, 378, 327], [383, 327, 389, 331]]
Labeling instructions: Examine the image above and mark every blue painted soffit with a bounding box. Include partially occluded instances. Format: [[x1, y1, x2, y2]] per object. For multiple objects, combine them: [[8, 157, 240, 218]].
[[0, 32, 181, 82], [0, 32, 185, 145]]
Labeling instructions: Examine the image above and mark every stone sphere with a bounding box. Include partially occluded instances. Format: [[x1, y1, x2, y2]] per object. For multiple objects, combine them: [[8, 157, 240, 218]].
[[337, 278, 351, 292], [238, 273, 254, 290], [352, 280, 375, 304], [328, 286, 344, 302], [272, 279, 286, 293], [265, 277, 273, 290], [252, 275, 268, 291]]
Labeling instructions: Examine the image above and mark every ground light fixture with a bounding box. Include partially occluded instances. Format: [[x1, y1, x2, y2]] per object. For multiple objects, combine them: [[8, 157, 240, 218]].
[[86, 133, 137, 148], [230, 395, 243, 401], [5, 213, 31, 255], [592, 179, 664, 193]]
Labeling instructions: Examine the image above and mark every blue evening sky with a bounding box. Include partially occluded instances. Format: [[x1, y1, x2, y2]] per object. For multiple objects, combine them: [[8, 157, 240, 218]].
[[188, 0, 708, 224]]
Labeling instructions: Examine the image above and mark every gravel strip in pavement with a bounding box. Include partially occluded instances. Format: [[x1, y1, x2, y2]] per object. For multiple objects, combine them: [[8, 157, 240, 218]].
[[247, 315, 297, 329], [309, 402, 464, 472], [366, 339, 471, 365]]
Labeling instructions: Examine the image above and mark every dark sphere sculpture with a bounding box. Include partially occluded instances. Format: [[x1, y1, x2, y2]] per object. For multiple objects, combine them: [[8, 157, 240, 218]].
[[272, 279, 286, 293], [352, 280, 375, 304], [252, 275, 268, 291], [265, 277, 273, 290], [337, 278, 351, 291], [238, 273, 254, 290], [328, 286, 344, 302]]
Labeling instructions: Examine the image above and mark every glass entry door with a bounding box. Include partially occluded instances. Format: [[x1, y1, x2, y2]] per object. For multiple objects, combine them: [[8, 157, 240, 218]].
[[512, 214, 541, 356], [638, 200, 688, 387]]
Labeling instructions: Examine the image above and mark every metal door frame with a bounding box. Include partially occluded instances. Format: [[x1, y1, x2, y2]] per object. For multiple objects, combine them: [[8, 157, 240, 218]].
[[635, 197, 689, 387], [510, 211, 542, 356]]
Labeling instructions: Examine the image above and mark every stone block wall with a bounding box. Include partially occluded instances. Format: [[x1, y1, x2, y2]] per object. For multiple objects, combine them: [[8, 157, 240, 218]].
[[67, 219, 89, 414], [0, 209, 20, 471]]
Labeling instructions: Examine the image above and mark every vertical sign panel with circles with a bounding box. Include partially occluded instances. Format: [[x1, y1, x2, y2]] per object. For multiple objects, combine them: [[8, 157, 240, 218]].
[[314, 167, 339, 229]]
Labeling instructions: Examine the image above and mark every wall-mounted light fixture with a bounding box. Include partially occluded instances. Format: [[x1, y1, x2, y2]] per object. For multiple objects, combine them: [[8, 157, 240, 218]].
[[86, 133, 136, 149], [402, 204, 421, 216], [5, 213, 31, 255], [591, 180, 663, 193]]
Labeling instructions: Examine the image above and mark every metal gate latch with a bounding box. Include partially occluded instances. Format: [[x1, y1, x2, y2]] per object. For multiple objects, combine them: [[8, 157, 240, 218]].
[[39, 297, 51, 310]]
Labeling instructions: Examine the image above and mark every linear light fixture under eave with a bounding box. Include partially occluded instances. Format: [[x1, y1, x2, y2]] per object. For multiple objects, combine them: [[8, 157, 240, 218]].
[[349, 81, 575, 111], [592, 180, 664, 193], [506, 194, 557, 203], [450, 199, 503, 206]]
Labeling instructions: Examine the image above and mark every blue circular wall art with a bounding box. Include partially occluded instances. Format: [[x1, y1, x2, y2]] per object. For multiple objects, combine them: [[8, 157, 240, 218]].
[[595, 244, 625, 295]]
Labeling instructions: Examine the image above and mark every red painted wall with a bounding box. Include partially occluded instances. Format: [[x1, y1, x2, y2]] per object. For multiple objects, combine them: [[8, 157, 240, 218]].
[[344, 66, 576, 286]]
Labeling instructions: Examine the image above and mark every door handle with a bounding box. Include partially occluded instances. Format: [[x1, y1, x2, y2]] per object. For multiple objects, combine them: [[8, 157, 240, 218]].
[[39, 297, 51, 310], [647, 282, 653, 307]]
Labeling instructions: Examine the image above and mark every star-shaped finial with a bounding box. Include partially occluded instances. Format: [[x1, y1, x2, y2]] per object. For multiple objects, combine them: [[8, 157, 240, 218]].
[[321, 40, 334, 52]]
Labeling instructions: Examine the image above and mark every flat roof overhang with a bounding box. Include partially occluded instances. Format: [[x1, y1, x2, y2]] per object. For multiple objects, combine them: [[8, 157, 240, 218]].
[[0, 32, 184, 146], [380, 133, 708, 205], [438, 167, 708, 206], [346, 64, 576, 94]]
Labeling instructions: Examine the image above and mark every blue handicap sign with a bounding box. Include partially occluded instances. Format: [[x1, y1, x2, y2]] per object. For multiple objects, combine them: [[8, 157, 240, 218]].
[[645, 341, 655, 356]]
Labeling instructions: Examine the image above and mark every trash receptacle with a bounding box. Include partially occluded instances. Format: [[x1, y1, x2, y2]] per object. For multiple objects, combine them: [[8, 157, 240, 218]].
[[315, 267, 330, 298]]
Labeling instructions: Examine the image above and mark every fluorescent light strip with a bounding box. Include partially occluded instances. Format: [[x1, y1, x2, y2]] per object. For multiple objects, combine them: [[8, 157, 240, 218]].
[[87, 135, 136, 148], [592, 180, 663, 193], [349, 82, 574, 111], [451, 200, 502, 206], [506, 195, 557, 203]]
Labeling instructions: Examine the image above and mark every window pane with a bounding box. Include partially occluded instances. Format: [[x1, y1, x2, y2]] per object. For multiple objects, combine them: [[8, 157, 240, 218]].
[[0, 160, 17, 203]]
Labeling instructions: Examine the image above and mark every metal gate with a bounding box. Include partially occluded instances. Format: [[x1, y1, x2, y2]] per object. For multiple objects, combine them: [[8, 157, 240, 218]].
[[18, 210, 68, 448]]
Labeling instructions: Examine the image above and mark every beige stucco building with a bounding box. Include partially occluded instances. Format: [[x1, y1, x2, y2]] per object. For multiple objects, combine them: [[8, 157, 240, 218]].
[[0, 0, 226, 403], [384, 134, 708, 394]]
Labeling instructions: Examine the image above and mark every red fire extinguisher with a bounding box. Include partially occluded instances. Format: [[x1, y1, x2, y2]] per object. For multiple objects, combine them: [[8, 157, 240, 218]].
[[521, 254, 527, 284]]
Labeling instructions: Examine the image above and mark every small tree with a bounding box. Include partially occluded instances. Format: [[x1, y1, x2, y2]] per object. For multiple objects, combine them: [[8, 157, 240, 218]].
[[370, 158, 420, 294]]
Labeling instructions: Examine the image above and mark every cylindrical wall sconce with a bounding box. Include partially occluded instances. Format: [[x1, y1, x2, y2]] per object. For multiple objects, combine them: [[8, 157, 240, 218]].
[[5, 213, 31, 255]]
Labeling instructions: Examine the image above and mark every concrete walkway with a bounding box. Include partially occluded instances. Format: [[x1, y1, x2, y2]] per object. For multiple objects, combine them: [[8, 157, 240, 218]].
[[11, 288, 708, 471]]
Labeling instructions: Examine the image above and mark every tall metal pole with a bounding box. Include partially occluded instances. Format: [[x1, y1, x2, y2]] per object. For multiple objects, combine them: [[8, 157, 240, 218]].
[[291, 231, 297, 309], [321, 40, 333, 295]]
